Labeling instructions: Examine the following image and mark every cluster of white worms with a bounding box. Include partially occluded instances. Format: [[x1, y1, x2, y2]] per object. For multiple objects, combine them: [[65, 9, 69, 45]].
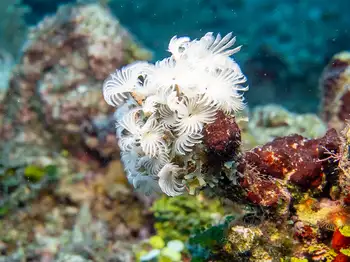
[[103, 32, 247, 196]]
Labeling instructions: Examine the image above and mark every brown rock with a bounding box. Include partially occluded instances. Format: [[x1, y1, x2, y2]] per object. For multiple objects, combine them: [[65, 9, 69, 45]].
[[203, 111, 241, 159], [244, 129, 341, 189]]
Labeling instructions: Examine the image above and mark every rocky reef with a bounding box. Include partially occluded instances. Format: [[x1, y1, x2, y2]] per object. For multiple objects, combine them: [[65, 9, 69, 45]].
[[0, 1, 350, 262], [242, 104, 327, 149], [179, 113, 350, 261], [0, 2, 153, 261], [1, 2, 150, 163], [320, 51, 350, 132]]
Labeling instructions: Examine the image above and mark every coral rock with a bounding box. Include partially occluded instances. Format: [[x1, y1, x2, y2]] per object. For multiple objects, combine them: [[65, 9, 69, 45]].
[[244, 129, 341, 189], [227, 225, 263, 253], [245, 179, 281, 207], [293, 222, 317, 242], [320, 51, 350, 131], [332, 228, 350, 252], [203, 111, 241, 159], [244, 104, 326, 149], [334, 253, 350, 262], [0, 3, 151, 163]]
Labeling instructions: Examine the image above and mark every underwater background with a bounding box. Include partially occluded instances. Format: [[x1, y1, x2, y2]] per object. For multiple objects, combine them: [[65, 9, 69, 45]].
[[1, 0, 350, 261]]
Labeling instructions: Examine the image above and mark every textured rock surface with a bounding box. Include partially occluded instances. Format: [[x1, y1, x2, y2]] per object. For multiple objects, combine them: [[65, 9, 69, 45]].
[[0, 3, 151, 163], [243, 104, 327, 149], [320, 51, 350, 131], [203, 111, 241, 159], [0, 3, 153, 259], [244, 129, 341, 189]]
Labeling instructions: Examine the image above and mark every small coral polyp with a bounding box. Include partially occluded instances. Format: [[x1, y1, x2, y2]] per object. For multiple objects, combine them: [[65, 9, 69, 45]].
[[103, 32, 247, 197]]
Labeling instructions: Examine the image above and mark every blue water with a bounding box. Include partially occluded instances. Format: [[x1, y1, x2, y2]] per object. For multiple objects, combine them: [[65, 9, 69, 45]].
[[7, 0, 350, 111]]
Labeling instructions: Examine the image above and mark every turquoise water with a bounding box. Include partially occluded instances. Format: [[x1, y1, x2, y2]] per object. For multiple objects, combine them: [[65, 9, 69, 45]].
[[19, 0, 350, 112]]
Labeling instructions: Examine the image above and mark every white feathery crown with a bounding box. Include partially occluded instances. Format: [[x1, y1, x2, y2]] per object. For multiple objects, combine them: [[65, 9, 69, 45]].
[[103, 32, 248, 197]]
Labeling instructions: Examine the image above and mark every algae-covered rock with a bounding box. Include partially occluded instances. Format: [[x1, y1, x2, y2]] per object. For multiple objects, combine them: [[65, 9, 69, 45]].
[[151, 194, 224, 242], [320, 51, 350, 131], [0, 2, 151, 163], [243, 104, 327, 149], [227, 225, 263, 253], [0, 3, 152, 259]]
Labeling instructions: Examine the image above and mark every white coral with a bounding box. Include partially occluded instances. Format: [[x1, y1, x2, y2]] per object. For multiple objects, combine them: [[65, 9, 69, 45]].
[[103, 32, 248, 197], [138, 115, 167, 157], [103, 62, 149, 107], [138, 152, 169, 176], [133, 174, 162, 196], [174, 96, 218, 135], [168, 35, 190, 60], [103, 65, 137, 107], [174, 132, 203, 155], [198, 68, 248, 113], [157, 163, 185, 197], [117, 110, 167, 157]]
